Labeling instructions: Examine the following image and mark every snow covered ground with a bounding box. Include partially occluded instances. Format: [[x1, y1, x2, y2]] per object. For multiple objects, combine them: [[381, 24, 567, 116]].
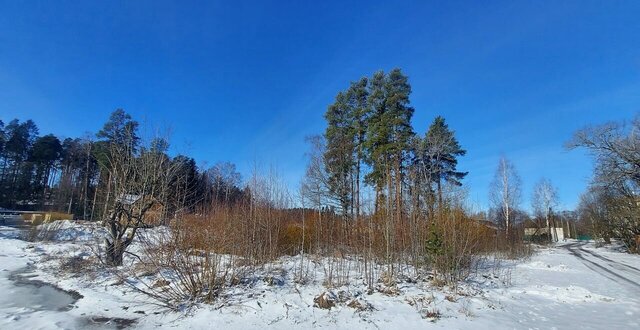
[[1, 222, 639, 329]]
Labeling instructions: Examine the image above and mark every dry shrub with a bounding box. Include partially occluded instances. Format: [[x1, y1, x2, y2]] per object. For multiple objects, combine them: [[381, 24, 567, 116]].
[[493, 224, 533, 259], [131, 219, 237, 307], [122, 169, 532, 308], [21, 221, 63, 242], [313, 291, 336, 309], [425, 209, 485, 283], [60, 254, 96, 276], [423, 308, 441, 321], [278, 223, 311, 256], [129, 191, 292, 307], [322, 256, 353, 288], [148, 200, 528, 296]]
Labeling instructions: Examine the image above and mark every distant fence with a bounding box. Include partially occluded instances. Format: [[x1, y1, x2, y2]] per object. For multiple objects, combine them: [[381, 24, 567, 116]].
[[577, 234, 592, 241]]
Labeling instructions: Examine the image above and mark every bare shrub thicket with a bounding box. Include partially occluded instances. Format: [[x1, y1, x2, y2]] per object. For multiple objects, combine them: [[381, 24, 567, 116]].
[[130, 220, 236, 306], [125, 170, 294, 307], [103, 145, 532, 309], [103, 154, 535, 310]]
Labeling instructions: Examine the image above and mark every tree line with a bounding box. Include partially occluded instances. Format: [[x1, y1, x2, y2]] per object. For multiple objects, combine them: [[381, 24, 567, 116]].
[[0, 110, 245, 218]]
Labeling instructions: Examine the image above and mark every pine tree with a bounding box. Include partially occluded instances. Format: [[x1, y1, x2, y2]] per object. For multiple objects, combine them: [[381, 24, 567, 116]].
[[324, 91, 355, 217], [1, 119, 39, 207], [384, 68, 415, 221], [364, 69, 414, 216], [423, 116, 467, 209], [363, 70, 387, 197], [96, 109, 140, 149], [95, 109, 140, 220], [5, 119, 38, 163], [348, 77, 369, 220], [362, 69, 415, 271], [170, 155, 201, 212], [57, 138, 86, 214], [31, 134, 63, 206], [323, 77, 370, 219]]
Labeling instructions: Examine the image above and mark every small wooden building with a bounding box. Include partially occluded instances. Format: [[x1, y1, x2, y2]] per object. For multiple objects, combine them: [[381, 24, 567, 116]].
[[523, 220, 564, 242]]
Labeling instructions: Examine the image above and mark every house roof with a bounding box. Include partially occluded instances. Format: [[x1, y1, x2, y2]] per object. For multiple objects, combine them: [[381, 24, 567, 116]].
[[522, 219, 539, 228], [117, 194, 141, 205]]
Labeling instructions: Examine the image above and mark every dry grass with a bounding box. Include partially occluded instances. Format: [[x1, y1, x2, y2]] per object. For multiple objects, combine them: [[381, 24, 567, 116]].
[[21, 221, 64, 242], [105, 172, 532, 308]]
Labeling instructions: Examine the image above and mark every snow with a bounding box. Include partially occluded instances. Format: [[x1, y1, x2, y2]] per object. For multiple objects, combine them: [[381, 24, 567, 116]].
[[1, 223, 639, 329], [39, 220, 106, 241]]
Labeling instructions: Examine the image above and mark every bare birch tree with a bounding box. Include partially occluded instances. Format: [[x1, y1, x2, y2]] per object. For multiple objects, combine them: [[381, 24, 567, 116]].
[[489, 157, 522, 238], [531, 178, 559, 242]]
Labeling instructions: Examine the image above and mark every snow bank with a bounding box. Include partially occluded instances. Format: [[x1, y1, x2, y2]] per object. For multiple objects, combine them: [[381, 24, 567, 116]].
[[38, 220, 106, 241], [517, 260, 571, 272]]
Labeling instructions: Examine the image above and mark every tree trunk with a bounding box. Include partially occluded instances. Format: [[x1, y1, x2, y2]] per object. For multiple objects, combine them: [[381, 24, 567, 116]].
[[437, 177, 442, 212], [546, 208, 551, 243], [90, 169, 101, 221], [102, 171, 112, 221], [82, 143, 92, 219], [355, 159, 360, 222], [551, 215, 559, 242], [386, 161, 394, 271], [105, 239, 126, 266], [395, 156, 402, 225], [67, 196, 73, 215], [505, 204, 510, 239]]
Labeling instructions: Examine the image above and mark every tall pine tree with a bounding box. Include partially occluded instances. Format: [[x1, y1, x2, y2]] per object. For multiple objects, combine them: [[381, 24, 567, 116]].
[[31, 134, 63, 206], [364, 69, 414, 216], [422, 116, 467, 209], [324, 90, 356, 217], [96, 109, 140, 150], [1, 119, 39, 207], [324, 77, 370, 219], [348, 77, 369, 220]]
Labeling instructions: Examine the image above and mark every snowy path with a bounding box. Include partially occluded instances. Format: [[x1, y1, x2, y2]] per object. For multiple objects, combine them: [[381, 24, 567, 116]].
[[470, 241, 640, 329], [564, 241, 640, 292]]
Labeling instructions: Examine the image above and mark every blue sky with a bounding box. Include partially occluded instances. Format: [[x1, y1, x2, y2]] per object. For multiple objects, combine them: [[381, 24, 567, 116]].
[[1, 1, 639, 210]]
